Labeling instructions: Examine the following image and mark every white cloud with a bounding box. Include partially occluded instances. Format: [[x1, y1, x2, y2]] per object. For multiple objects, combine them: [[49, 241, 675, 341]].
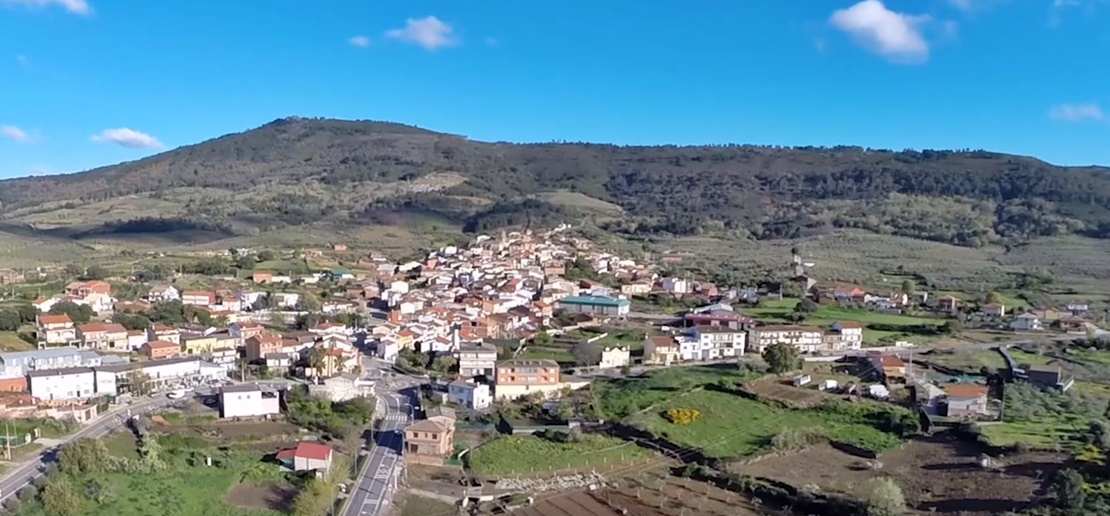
[[1048, 103, 1104, 122], [0, 0, 91, 15], [15, 54, 29, 66], [90, 128, 164, 149], [1, 125, 31, 143], [830, 0, 931, 63], [385, 16, 457, 51], [348, 35, 370, 48]]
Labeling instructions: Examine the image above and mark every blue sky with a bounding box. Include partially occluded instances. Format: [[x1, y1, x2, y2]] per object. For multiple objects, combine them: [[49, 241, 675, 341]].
[[1, 0, 1109, 179]]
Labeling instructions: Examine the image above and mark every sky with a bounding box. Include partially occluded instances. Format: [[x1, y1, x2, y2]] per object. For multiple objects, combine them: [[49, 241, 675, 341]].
[[1, 0, 1110, 179]]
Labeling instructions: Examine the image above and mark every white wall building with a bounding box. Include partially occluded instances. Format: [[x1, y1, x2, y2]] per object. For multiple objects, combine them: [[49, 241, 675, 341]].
[[678, 337, 701, 362], [689, 326, 746, 360], [219, 384, 281, 418], [662, 277, 690, 294], [598, 346, 631, 369], [28, 367, 96, 400], [448, 380, 492, 410], [748, 325, 825, 354]]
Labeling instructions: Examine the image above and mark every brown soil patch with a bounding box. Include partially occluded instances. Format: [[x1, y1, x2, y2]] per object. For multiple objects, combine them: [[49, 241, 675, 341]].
[[744, 378, 831, 407], [730, 433, 1065, 515], [610, 465, 766, 516], [155, 420, 303, 440], [225, 481, 298, 512]]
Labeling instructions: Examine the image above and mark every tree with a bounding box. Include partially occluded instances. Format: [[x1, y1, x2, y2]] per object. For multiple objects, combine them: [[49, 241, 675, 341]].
[[987, 292, 1004, 305], [63, 263, 84, 278], [112, 312, 151, 331], [308, 348, 326, 376], [48, 301, 95, 324], [574, 341, 601, 366], [430, 355, 457, 374], [128, 371, 154, 396], [533, 330, 552, 346], [941, 320, 963, 334], [269, 310, 287, 327], [863, 477, 905, 516], [40, 479, 83, 516], [234, 255, 255, 271], [762, 343, 800, 374], [794, 298, 818, 313], [82, 265, 109, 281], [291, 477, 334, 516], [256, 250, 276, 262], [295, 293, 321, 312], [0, 311, 21, 331], [57, 438, 111, 474], [900, 279, 916, 294], [1050, 468, 1086, 511]]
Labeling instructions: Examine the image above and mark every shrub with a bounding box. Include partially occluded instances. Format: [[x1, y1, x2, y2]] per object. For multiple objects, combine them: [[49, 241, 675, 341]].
[[863, 477, 905, 516], [770, 427, 827, 450], [664, 408, 702, 426]]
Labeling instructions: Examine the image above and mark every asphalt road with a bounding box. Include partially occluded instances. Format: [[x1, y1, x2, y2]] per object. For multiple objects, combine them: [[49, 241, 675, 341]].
[[0, 395, 174, 504], [343, 374, 416, 516]]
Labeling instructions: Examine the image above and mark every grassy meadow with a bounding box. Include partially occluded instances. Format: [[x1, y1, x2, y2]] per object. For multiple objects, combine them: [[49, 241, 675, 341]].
[[467, 434, 651, 476]]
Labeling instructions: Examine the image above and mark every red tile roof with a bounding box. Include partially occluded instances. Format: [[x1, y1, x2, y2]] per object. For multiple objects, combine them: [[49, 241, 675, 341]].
[[946, 384, 988, 398], [276, 442, 332, 462], [146, 340, 179, 349], [38, 314, 72, 325]]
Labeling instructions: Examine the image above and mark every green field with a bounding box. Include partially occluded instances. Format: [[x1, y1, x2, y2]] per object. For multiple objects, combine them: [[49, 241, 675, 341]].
[[516, 346, 574, 364], [0, 331, 33, 351], [627, 389, 906, 459], [979, 421, 1081, 450], [398, 494, 455, 516], [590, 365, 752, 421], [253, 259, 314, 274], [981, 380, 1108, 450], [14, 439, 287, 516], [468, 434, 651, 476], [742, 298, 947, 344]]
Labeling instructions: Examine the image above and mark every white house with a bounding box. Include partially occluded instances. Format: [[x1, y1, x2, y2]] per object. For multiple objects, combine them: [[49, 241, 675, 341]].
[[689, 326, 746, 360], [219, 384, 281, 418], [378, 338, 399, 363], [748, 325, 825, 354], [28, 367, 96, 400], [677, 337, 701, 362], [1011, 313, 1043, 331], [147, 285, 180, 303], [448, 379, 493, 410], [661, 277, 689, 294], [598, 346, 631, 369], [272, 293, 300, 309], [824, 321, 864, 351]]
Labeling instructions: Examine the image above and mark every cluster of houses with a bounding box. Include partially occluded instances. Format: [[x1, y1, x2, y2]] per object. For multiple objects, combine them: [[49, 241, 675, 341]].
[[639, 304, 864, 366], [0, 347, 229, 422]]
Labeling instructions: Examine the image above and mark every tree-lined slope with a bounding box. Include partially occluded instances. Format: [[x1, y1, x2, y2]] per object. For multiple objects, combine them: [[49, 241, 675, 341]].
[[3, 116, 1110, 246]]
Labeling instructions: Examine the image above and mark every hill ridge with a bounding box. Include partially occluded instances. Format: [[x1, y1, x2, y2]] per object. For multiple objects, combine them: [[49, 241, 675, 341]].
[[3, 117, 1110, 246]]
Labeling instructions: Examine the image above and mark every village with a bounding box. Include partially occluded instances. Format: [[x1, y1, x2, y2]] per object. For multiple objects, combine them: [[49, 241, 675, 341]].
[[0, 225, 1106, 515]]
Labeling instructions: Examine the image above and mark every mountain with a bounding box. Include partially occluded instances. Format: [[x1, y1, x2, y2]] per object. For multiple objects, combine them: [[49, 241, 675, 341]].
[[4, 116, 1110, 247]]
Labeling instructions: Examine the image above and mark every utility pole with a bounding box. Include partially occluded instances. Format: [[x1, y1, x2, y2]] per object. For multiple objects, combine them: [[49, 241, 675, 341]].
[[4, 421, 11, 461]]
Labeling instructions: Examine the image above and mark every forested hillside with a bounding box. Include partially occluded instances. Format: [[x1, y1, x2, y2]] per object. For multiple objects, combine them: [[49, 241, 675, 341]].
[[2, 116, 1110, 246]]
